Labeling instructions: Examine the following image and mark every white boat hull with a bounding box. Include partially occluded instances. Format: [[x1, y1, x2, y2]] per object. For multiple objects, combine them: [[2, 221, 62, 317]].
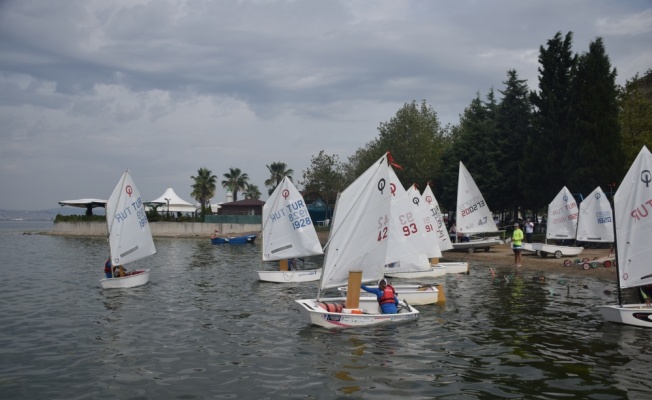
[[100, 269, 150, 289], [450, 238, 503, 253], [295, 297, 419, 329], [436, 261, 469, 274], [521, 243, 584, 259], [384, 265, 446, 279], [598, 304, 652, 328], [257, 268, 322, 283]]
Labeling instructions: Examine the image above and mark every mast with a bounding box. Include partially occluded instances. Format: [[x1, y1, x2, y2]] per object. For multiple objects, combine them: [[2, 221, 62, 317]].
[[609, 194, 623, 306]]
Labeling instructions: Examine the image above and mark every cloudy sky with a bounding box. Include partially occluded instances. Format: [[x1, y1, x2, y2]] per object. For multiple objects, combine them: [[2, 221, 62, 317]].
[[1, 0, 650, 211]]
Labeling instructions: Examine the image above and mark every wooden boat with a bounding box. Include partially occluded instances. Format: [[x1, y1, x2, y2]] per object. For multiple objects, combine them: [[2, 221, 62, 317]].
[[598, 146, 652, 328], [295, 153, 419, 328], [99, 170, 155, 289], [256, 176, 323, 283]]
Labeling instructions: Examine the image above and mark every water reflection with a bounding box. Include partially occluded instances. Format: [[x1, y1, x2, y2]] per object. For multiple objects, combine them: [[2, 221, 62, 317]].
[[1, 224, 649, 399]]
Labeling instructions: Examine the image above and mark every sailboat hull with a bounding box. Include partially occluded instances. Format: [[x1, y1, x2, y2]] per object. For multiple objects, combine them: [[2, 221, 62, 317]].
[[100, 269, 150, 289], [450, 238, 503, 253], [598, 304, 652, 328], [295, 297, 419, 329], [385, 265, 446, 279], [257, 269, 322, 283], [521, 243, 584, 258], [437, 262, 470, 274]]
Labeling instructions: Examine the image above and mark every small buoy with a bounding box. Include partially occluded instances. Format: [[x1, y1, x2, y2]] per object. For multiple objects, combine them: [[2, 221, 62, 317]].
[[558, 280, 566, 285]]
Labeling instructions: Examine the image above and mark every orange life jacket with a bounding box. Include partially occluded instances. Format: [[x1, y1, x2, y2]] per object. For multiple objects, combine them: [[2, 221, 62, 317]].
[[379, 285, 396, 305]]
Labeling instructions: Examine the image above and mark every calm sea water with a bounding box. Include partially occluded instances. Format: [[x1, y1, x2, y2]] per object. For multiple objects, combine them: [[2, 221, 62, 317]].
[[1, 221, 650, 399]]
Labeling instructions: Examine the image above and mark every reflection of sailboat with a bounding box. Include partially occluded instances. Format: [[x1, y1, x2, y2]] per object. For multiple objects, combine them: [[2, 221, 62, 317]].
[[452, 162, 503, 253], [295, 153, 419, 328], [421, 183, 469, 274], [521, 186, 584, 258], [99, 170, 155, 289], [257, 176, 323, 283], [598, 146, 652, 328]]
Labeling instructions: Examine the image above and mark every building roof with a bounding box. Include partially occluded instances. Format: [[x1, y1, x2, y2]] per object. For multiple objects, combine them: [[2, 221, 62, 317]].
[[220, 198, 266, 207]]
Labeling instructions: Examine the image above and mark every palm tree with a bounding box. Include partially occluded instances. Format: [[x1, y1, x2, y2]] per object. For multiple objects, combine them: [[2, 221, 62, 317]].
[[191, 167, 217, 217], [244, 184, 262, 200], [265, 162, 294, 195], [221, 167, 250, 202]]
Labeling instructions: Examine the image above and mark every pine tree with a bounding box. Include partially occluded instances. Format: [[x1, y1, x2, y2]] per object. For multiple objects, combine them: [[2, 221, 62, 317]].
[[526, 31, 576, 210], [564, 37, 624, 195], [495, 70, 532, 215]]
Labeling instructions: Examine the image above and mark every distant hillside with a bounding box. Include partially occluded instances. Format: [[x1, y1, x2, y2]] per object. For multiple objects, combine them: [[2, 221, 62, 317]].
[[0, 207, 106, 221]]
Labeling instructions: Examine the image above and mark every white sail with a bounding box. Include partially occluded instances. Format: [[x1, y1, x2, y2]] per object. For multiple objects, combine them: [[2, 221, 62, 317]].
[[106, 170, 156, 266], [421, 184, 453, 251], [576, 186, 614, 243], [406, 183, 443, 257], [615, 146, 652, 289], [546, 186, 579, 240], [262, 176, 323, 261], [320, 153, 392, 290], [456, 162, 498, 234], [384, 170, 432, 273]]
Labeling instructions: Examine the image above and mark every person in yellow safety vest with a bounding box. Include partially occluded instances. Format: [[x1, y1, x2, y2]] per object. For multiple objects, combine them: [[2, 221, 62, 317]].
[[638, 284, 652, 306], [512, 222, 524, 267]]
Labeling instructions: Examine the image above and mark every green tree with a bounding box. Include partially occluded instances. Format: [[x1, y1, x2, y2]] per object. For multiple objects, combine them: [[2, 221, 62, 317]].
[[299, 151, 346, 207], [346, 100, 451, 191], [440, 91, 500, 213], [618, 69, 652, 165], [265, 162, 294, 195], [221, 167, 250, 202], [495, 69, 532, 215], [564, 37, 624, 195], [525, 31, 577, 210], [190, 167, 217, 217], [244, 184, 262, 200]]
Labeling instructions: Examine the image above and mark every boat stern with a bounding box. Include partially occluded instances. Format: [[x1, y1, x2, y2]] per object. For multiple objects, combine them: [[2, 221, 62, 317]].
[[100, 269, 150, 289]]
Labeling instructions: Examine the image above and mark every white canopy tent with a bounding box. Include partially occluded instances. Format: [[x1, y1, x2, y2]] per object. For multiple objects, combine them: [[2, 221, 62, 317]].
[[58, 198, 107, 215], [147, 188, 198, 214]]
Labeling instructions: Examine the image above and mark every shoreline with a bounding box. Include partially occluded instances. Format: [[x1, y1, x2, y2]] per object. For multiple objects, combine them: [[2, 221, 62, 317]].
[[316, 231, 617, 281]]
